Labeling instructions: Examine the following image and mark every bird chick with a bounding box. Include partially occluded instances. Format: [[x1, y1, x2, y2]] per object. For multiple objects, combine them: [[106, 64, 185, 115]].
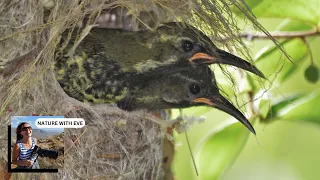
[[55, 22, 264, 79], [117, 65, 256, 135], [54, 22, 265, 105]]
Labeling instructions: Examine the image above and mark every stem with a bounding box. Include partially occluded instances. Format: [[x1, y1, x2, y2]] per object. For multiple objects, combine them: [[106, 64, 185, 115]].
[[179, 109, 199, 176], [301, 37, 314, 65], [222, 29, 320, 41], [185, 132, 199, 176]]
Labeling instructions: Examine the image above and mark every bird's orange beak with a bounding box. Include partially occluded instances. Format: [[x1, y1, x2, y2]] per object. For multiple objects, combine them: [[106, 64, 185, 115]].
[[189, 50, 265, 79], [189, 53, 216, 64], [193, 95, 256, 135]]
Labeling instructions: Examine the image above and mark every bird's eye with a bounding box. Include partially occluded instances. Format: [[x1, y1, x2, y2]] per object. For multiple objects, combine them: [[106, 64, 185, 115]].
[[189, 84, 200, 94], [182, 40, 194, 52]]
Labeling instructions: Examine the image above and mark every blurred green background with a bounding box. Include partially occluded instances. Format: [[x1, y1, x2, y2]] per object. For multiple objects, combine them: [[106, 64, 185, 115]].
[[173, 0, 320, 179]]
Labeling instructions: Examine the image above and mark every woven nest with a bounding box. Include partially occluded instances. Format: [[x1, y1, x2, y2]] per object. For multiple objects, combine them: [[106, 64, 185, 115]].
[[0, 0, 267, 179]]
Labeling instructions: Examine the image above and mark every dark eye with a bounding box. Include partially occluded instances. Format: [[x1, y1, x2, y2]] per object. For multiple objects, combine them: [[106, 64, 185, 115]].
[[189, 84, 200, 94], [182, 40, 194, 52]]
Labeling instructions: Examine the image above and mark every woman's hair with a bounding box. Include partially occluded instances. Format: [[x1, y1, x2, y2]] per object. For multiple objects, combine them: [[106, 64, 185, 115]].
[[16, 122, 29, 141]]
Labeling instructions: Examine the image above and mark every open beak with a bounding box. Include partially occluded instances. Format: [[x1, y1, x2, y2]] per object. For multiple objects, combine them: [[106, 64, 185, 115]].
[[193, 95, 256, 135], [189, 49, 265, 79]]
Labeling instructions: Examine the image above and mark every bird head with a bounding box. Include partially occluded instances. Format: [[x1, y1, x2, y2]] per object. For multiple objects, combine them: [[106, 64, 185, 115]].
[[150, 22, 265, 78], [119, 65, 255, 134]]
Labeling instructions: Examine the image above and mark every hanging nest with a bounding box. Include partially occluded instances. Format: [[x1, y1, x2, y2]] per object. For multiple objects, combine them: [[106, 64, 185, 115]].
[[0, 0, 271, 179]]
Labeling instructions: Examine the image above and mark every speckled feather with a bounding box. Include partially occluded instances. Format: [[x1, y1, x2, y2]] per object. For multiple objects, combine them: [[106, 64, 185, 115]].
[[55, 22, 264, 104], [55, 38, 256, 134], [54, 23, 211, 103]]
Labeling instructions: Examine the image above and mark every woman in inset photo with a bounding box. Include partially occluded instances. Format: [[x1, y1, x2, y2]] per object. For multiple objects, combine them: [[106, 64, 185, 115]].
[[12, 122, 40, 169]]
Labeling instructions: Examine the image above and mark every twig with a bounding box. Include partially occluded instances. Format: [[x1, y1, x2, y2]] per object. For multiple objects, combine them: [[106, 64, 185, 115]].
[[185, 132, 199, 176], [96, 153, 121, 159], [222, 29, 320, 41], [180, 109, 199, 176]]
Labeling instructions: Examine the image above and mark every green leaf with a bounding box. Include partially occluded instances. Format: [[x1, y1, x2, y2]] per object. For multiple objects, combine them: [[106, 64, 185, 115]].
[[230, 0, 264, 16], [254, 39, 291, 62], [249, 19, 310, 86], [254, 19, 311, 63], [250, 0, 320, 25], [280, 92, 320, 123], [242, 0, 265, 10], [196, 120, 253, 179], [256, 38, 307, 83], [259, 98, 271, 119], [264, 93, 303, 122], [263, 92, 320, 124]]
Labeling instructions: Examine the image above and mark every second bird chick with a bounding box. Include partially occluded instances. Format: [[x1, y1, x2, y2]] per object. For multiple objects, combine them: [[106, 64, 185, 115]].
[[117, 65, 256, 135]]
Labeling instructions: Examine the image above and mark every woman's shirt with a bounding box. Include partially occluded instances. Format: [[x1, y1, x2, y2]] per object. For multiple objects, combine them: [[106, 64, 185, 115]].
[[16, 137, 35, 160]]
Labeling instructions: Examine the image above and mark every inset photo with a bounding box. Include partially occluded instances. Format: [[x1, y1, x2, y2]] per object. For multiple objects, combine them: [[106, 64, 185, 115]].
[[9, 116, 64, 172]]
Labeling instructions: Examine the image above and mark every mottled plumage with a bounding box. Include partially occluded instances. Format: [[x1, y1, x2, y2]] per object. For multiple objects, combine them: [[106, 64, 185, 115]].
[[55, 23, 264, 103], [54, 22, 262, 134], [56, 57, 255, 134], [55, 22, 264, 77], [117, 66, 256, 134]]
